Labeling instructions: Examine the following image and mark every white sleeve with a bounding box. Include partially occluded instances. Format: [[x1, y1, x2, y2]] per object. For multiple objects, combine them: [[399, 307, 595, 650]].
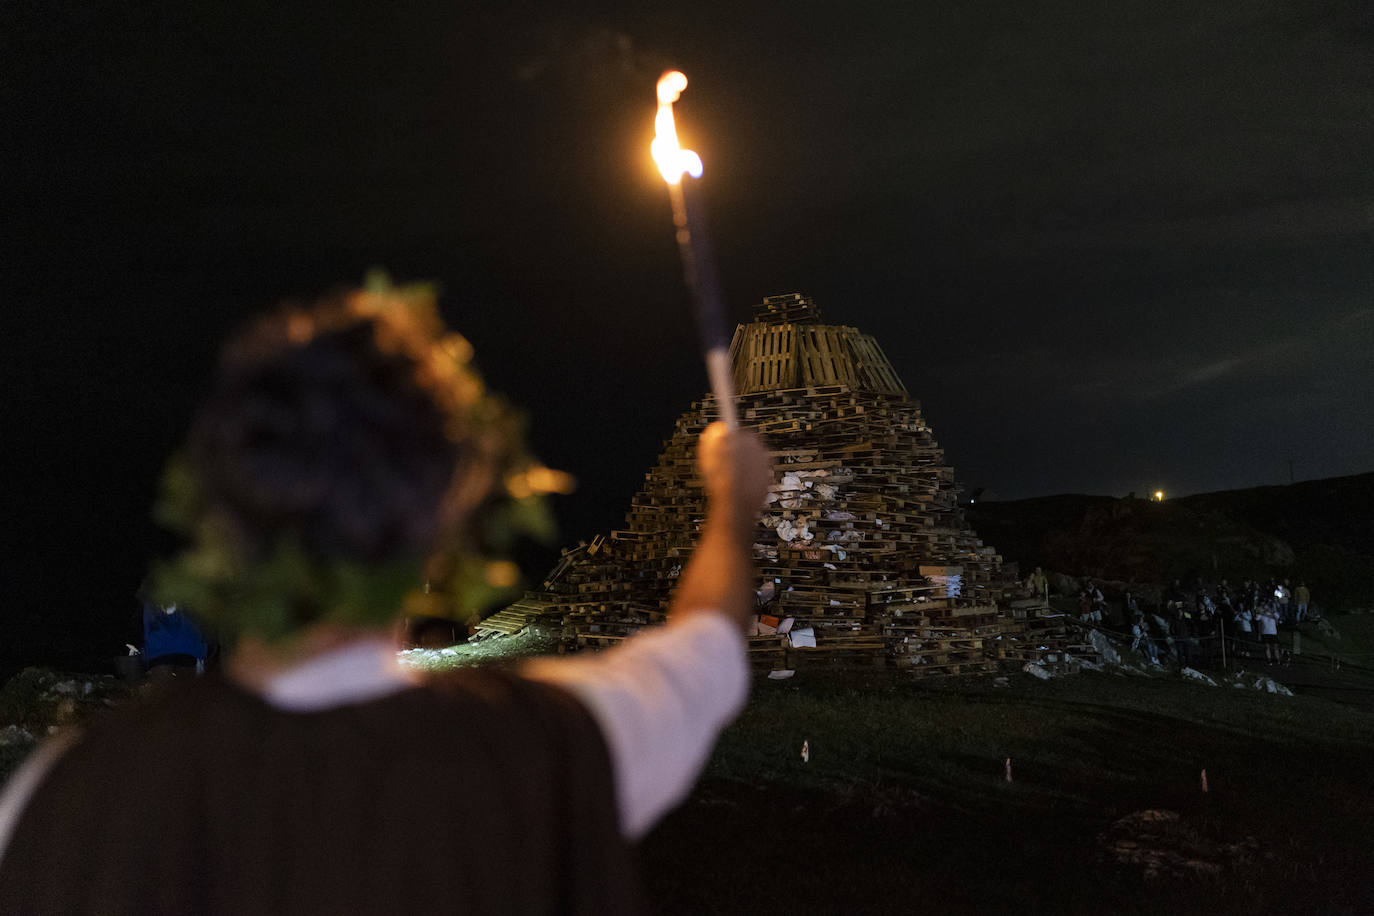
[[0, 729, 80, 870], [522, 612, 750, 840]]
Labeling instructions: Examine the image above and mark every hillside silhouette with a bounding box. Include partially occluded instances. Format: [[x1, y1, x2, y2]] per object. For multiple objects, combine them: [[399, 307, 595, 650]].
[[967, 472, 1374, 608]]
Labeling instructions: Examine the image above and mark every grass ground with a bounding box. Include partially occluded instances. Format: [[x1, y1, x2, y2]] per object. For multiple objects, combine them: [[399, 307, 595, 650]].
[[4, 632, 1372, 914], [1303, 611, 1374, 663], [638, 668, 1374, 915]]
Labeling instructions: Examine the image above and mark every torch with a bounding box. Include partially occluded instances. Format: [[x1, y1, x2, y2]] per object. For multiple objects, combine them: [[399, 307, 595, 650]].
[[650, 70, 738, 429]]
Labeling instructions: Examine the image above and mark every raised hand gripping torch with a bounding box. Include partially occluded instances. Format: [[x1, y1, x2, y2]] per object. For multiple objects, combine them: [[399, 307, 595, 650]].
[[650, 70, 738, 430]]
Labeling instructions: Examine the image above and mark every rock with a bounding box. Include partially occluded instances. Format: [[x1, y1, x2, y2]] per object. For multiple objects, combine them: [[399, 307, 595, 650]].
[[1099, 809, 1259, 879], [1224, 670, 1295, 696], [1180, 667, 1218, 687], [1315, 617, 1342, 640], [0, 725, 35, 747], [1023, 662, 1052, 680], [1088, 629, 1122, 666]]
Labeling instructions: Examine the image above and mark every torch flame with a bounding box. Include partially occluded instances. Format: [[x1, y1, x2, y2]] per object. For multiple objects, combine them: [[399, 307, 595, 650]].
[[651, 70, 703, 184]]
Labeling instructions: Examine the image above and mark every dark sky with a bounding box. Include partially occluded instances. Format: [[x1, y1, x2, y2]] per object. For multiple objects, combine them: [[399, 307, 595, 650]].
[[4, 1, 1373, 666]]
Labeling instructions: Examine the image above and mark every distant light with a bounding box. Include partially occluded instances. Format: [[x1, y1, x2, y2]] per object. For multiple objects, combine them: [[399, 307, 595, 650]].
[[1153, 490, 1165, 502], [969, 499, 975, 504]]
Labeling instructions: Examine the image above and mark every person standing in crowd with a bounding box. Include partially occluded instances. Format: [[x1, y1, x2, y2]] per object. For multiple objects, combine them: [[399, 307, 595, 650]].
[[1164, 578, 1185, 611], [1196, 591, 1217, 664], [1234, 602, 1253, 658], [1257, 600, 1281, 664], [1295, 581, 1311, 621], [1151, 608, 1172, 664], [1216, 583, 1236, 657], [1173, 601, 1194, 668], [1131, 613, 1158, 665], [1090, 582, 1106, 624], [141, 601, 210, 676]]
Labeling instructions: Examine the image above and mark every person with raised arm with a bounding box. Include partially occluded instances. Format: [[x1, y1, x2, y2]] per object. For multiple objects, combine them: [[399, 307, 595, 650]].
[[0, 286, 773, 914]]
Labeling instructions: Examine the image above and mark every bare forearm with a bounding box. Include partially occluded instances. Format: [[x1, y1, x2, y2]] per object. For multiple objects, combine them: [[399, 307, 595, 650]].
[[671, 423, 771, 632], [669, 511, 757, 631]]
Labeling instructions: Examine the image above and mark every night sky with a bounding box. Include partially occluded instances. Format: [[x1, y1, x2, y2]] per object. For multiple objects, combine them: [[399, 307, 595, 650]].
[[5, 1, 1373, 668]]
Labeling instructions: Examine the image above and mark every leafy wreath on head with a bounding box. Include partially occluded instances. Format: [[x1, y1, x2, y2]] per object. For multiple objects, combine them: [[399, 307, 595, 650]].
[[151, 272, 571, 644]]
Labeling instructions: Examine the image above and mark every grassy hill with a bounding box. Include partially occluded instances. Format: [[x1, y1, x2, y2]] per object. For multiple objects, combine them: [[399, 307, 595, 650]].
[[642, 669, 1374, 915], [967, 472, 1374, 609]]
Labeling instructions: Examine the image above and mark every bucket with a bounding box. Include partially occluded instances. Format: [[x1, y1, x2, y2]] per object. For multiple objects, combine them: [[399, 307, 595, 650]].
[[113, 655, 145, 682]]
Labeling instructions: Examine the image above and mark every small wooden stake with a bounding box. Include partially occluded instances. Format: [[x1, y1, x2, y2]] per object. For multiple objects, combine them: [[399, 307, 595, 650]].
[[1005, 758, 1013, 783], [1200, 768, 1209, 793]]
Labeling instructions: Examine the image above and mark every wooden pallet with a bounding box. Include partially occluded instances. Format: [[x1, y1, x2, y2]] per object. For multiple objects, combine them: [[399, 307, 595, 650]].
[[495, 294, 1104, 675], [473, 595, 555, 639]]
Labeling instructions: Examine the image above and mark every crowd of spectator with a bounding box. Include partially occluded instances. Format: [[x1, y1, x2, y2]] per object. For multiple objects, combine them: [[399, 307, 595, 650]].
[[1074, 576, 1316, 669]]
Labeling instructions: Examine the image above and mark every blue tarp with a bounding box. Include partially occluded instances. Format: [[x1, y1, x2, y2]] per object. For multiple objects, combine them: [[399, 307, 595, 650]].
[[143, 603, 208, 662]]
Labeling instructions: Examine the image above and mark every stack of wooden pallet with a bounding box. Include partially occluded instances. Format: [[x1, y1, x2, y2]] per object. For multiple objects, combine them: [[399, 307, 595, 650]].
[[497, 294, 1090, 674], [994, 599, 1098, 671]]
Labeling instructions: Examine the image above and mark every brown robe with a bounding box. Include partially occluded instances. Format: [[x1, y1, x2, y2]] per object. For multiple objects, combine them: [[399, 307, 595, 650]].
[[0, 669, 644, 915]]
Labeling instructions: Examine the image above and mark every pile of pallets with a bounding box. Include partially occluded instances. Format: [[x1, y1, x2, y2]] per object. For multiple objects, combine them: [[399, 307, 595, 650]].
[[992, 599, 1102, 670], [753, 292, 824, 325], [504, 295, 1084, 674]]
